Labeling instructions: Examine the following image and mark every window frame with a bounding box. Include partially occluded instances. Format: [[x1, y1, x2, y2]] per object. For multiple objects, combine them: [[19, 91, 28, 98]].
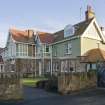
[[65, 42, 72, 55]]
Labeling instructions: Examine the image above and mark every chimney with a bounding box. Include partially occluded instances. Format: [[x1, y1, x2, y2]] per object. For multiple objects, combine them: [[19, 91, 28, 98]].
[[26, 30, 34, 38], [85, 5, 95, 20]]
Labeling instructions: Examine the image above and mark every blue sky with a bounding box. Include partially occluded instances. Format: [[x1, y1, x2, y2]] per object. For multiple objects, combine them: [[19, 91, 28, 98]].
[[0, 0, 105, 47]]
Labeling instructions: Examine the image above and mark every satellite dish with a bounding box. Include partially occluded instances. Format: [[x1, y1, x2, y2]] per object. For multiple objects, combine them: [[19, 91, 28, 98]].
[[64, 24, 75, 37]]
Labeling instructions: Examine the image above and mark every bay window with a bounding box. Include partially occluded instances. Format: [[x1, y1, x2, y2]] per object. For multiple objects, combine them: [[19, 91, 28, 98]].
[[16, 43, 28, 56]]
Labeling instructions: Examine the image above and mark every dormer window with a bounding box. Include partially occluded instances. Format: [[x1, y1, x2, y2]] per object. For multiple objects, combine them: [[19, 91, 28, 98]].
[[64, 25, 75, 37]]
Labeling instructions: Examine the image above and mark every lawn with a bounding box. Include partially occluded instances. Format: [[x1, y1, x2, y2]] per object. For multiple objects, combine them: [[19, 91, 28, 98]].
[[22, 77, 48, 87]]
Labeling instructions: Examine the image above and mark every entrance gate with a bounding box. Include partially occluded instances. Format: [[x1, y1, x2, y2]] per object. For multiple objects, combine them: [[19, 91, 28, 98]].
[[97, 63, 105, 88]]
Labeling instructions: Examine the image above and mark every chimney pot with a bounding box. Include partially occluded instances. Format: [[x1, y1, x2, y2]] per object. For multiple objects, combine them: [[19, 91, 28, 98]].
[[85, 5, 95, 20]]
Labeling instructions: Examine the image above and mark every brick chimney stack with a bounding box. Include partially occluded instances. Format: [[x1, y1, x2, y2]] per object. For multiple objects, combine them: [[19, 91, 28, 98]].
[[85, 5, 95, 20], [26, 30, 34, 38]]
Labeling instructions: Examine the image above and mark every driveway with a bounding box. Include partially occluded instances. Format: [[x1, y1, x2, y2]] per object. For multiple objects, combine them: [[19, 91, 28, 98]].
[[0, 87, 105, 105]]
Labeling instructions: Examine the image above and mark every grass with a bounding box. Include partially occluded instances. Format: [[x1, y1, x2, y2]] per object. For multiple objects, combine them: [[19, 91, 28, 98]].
[[22, 77, 48, 87]]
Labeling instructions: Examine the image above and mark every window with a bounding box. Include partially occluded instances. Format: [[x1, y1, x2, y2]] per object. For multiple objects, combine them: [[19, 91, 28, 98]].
[[86, 63, 96, 71], [46, 62, 50, 73], [65, 42, 72, 54], [16, 43, 28, 56], [53, 47, 57, 56], [1, 65, 3, 70], [45, 45, 49, 52]]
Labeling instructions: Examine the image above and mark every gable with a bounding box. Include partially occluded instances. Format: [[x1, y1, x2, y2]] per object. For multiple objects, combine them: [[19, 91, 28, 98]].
[[37, 32, 54, 44], [6, 33, 14, 47], [82, 22, 101, 40], [82, 18, 105, 43], [10, 29, 35, 43], [35, 35, 41, 45]]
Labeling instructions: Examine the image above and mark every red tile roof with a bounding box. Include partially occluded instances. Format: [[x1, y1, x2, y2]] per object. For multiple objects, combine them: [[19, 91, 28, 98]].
[[9, 29, 54, 44], [38, 32, 54, 44], [9, 29, 35, 43]]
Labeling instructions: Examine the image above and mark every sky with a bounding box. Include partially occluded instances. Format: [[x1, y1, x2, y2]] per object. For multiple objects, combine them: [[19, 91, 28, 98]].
[[0, 0, 105, 47]]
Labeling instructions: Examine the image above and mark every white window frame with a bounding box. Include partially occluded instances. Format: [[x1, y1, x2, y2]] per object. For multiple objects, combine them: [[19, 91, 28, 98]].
[[53, 47, 57, 57], [65, 42, 72, 54], [16, 43, 28, 57]]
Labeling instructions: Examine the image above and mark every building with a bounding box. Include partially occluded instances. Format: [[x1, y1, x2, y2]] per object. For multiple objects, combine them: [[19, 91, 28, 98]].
[[0, 48, 4, 72], [51, 6, 105, 74], [35, 32, 54, 76], [2, 6, 105, 76], [1, 29, 36, 76]]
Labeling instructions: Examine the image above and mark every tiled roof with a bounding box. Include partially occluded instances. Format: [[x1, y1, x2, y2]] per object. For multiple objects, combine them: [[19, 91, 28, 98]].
[[9, 29, 35, 43], [38, 32, 54, 44], [53, 18, 93, 42], [53, 30, 64, 42], [83, 48, 105, 62]]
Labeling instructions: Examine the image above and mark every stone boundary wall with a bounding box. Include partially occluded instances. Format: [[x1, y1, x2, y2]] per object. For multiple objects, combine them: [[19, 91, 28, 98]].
[[58, 71, 97, 94], [0, 72, 23, 100]]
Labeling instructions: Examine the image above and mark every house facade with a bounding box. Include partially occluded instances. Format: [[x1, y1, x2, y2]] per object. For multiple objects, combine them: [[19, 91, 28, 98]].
[[1, 29, 36, 76], [51, 6, 105, 74], [1, 6, 105, 76], [34, 32, 53, 76]]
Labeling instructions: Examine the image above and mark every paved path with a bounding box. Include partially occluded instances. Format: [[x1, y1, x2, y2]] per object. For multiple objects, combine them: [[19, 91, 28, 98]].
[[0, 87, 105, 105]]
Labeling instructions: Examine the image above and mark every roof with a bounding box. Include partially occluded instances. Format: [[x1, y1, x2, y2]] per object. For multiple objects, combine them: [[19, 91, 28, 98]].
[[53, 18, 94, 42], [0, 56, 3, 64], [38, 32, 54, 44], [9, 18, 93, 44], [9, 29, 35, 43], [53, 30, 64, 42], [83, 48, 105, 63]]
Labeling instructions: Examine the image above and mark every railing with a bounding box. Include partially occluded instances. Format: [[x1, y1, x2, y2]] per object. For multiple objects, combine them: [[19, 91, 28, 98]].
[[35, 52, 51, 59]]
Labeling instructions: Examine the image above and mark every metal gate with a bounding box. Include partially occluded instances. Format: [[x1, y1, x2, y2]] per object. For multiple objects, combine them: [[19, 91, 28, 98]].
[[97, 64, 105, 88]]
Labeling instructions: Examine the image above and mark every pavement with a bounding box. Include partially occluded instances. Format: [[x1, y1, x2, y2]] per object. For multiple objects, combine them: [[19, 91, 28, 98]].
[[0, 87, 105, 105]]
